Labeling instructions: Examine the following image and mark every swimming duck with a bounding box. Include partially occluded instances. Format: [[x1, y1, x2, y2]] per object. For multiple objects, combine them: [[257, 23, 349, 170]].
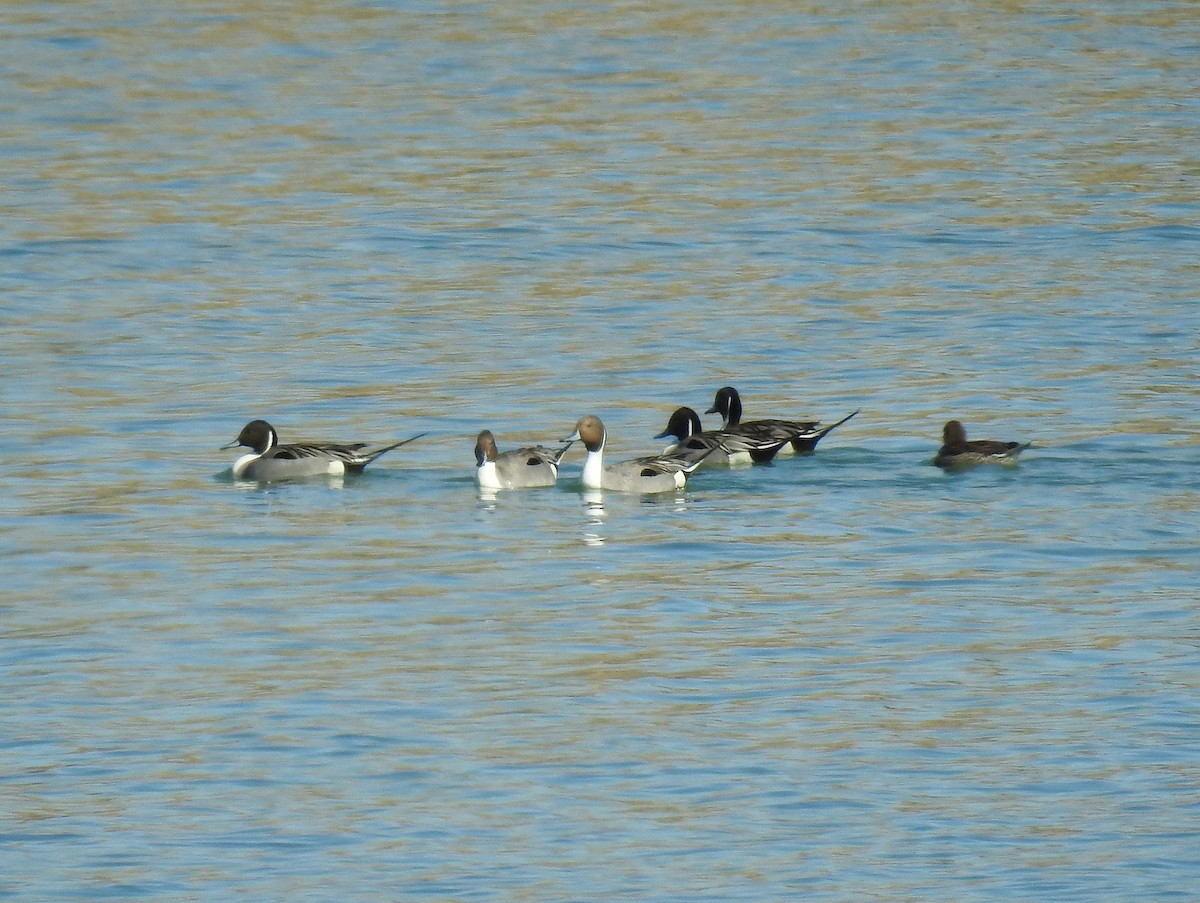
[[474, 429, 574, 490], [223, 419, 425, 482], [934, 420, 1030, 469], [706, 386, 858, 454], [654, 406, 791, 466], [564, 415, 712, 493]]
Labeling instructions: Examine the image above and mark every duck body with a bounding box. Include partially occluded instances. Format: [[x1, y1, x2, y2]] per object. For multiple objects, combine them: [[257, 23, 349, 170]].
[[654, 406, 790, 466], [934, 420, 1029, 469], [706, 386, 858, 455], [474, 429, 573, 490], [223, 420, 424, 482], [565, 415, 711, 493]]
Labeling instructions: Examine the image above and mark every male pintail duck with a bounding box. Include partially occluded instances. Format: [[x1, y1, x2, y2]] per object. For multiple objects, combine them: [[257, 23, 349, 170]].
[[223, 419, 426, 482], [654, 406, 791, 466], [564, 415, 712, 493], [706, 386, 859, 454], [474, 429, 574, 490], [934, 420, 1030, 469]]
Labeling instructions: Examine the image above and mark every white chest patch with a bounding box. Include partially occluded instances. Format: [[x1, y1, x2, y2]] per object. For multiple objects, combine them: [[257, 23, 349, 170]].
[[476, 461, 502, 490], [581, 450, 604, 490], [232, 453, 260, 478]]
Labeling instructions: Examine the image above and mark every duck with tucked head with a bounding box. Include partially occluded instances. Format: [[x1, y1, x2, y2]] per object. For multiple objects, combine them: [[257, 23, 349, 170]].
[[706, 386, 858, 455], [474, 429, 574, 490], [933, 420, 1030, 469], [564, 415, 711, 493], [654, 406, 791, 466], [222, 419, 425, 482]]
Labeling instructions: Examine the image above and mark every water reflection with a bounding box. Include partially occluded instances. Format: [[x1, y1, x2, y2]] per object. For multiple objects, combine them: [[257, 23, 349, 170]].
[[232, 474, 346, 490], [640, 492, 692, 510], [477, 486, 499, 510], [581, 488, 606, 546]]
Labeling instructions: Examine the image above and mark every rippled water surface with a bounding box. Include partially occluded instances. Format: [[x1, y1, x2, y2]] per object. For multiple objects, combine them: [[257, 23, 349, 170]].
[[3, 0, 1198, 900]]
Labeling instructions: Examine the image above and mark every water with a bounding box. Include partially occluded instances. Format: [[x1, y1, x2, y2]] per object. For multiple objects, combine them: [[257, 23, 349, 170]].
[[3, 0, 1198, 899]]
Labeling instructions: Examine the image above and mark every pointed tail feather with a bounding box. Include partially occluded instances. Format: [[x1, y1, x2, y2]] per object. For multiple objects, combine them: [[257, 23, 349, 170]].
[[550, 440, 576, 466], [792, 410, 859, 452], [816, 409, 859, 439], [363, 431, 428, 465], [681, 443, 718, 473]]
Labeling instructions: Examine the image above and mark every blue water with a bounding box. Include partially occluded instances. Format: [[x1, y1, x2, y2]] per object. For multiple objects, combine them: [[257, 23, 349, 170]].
[[2, 0, 1198, 900]]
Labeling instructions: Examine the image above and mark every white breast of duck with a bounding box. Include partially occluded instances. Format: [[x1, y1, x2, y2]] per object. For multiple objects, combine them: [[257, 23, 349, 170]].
[[569, 415, 696, 493], [657, 406, 790, 466], [226, 420, 348, 480], [475, 430, 563, 490]]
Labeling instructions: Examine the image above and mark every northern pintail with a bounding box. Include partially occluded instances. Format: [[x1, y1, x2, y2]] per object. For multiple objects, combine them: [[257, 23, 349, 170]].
[[706, 386, 859, 454], [475, 429, 574, 490], [564, 415, 712, 493], [222, 419, 426, 482], [654, 406, 791, 466], [933, 420, 1030, 469]]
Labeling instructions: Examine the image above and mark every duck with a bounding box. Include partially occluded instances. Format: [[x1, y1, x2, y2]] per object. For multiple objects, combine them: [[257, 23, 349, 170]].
[[222, 419, 425, 482], [654, 406, 791, 466], [934, 420, 1030, 469], [564, 415, 712, 493], [474, 429, 574, 490], [706, 386, 858, 454]]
